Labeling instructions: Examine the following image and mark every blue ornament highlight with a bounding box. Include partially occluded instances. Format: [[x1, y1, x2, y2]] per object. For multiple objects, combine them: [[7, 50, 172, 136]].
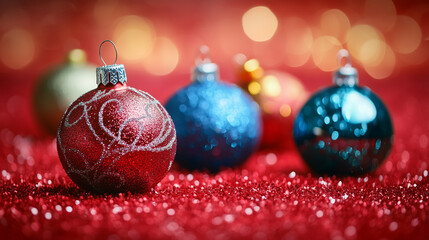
[[293, 49, 393, 175], [165, 57, 261, 172]]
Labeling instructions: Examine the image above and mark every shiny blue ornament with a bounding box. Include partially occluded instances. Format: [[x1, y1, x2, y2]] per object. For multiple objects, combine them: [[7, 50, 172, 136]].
[[293, 50, 393, 176], [165, 55, 262, 172]]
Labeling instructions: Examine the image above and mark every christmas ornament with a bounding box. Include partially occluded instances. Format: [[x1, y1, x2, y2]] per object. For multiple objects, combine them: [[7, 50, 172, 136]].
[[165, 47, 261, 172], [293, 49, 393, 175], [236, 57, 308, 149], [57, 40, 176, 193], [33, 49, 97, 135]]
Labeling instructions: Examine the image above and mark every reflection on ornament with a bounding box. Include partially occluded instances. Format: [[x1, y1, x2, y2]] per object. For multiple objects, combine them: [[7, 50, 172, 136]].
[[237, 58, 308, 149], [341, 91, 377, 123], [293, 49, 393, 176], [33, 49, 97, 135], [57, 41, 176, 193], [165, 47, 261, 172]]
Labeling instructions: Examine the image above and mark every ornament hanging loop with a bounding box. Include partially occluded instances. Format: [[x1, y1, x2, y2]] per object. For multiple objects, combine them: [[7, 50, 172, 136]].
[[333, 49, 358, 87], [96, 40, 127, 86], [337, 49, 352, 68], [195, 45, 211, 65], [99, 40, 118, 66]]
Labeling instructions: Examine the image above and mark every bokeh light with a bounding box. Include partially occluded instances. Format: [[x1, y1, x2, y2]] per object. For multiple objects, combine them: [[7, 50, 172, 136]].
[[252, 43, 285, 68], [320, 9, 351, 43], [242, 6, 278, 42], [244, 59, 260, 72], [346, 24, 385, 66], [261, 75, 281, 97], [142, 37, 179, 76], [0, 1, 426, 83], [0, 29, 35, 69], [364, 44, 396, 79], [312, 36, 342, 72], [67, 49, 87, 63], [284, 52, 311, 68], [401, 43, 429, 66], [93, 0, 120, 24], [244, 59, 264, 79], [216, 17, 248, 57], [364, 0, 397, 31], [113, 15, 156, 61], [279, 104, 292, 118], [248, 81, 262, 95], [359, 39, 386, 67], [389, 15, 422, 54], [283, 17, 313, 67]]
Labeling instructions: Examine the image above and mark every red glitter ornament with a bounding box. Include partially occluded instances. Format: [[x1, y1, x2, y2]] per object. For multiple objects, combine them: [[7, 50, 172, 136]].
[[56, 40, 176, 193]]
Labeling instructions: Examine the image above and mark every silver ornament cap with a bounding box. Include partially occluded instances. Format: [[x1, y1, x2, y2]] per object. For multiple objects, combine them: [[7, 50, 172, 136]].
[[193, 62, 219, 82], [333, 49, 358, 87], [192, 46, 219, 83], [96, 40, 127, 86]]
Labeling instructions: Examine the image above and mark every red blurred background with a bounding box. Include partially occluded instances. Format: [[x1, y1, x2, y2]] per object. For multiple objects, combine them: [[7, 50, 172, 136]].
[[0, 0, 428, 136], [1, 1, 429, 239]]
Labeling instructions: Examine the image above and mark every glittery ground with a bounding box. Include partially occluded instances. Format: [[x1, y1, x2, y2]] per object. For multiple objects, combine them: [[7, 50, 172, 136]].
[[1, 74, 429, 240]]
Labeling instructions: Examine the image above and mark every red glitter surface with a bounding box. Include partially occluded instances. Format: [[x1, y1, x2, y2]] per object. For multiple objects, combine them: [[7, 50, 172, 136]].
[[1, 73, 429, 240]]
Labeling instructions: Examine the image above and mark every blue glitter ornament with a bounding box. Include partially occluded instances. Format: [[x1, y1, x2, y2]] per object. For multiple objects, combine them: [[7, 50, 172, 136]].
[[165, 47, 262, 172], [293, 49, 393, 175]]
